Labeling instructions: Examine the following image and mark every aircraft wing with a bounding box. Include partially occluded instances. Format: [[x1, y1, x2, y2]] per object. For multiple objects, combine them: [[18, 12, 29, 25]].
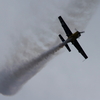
[[58, 16, 72, 37], [72, 40, 88, 59]]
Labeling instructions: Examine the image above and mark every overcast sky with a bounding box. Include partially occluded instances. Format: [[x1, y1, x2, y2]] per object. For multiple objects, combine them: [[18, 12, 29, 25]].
[[0, 0, 100, 100]]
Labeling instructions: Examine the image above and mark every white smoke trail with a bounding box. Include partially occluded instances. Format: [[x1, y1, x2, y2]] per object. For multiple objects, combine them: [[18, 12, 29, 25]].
[[0, 39, 71, 95], [0, 0, 99, 95]]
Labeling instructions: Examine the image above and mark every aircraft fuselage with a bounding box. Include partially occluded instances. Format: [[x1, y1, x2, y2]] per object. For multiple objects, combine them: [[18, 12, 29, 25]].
[[68, 31, 80, 42], [58, 16, 88, 59]]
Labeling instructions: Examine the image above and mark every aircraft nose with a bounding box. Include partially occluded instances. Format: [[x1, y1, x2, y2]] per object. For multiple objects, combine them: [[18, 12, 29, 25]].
[[78, 33, 81, 37]]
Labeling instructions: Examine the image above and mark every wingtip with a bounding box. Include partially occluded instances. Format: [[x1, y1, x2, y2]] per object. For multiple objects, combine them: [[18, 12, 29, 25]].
[[85, 56, 88, 59], [58, 16, 62, 19]]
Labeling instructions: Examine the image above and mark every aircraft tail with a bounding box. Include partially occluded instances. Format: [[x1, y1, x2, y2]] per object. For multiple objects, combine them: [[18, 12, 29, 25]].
[[59, 34, 71, 52]]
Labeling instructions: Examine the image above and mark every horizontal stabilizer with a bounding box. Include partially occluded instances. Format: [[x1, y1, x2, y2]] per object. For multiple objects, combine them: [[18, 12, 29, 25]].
[[59, 34, 71, 52]]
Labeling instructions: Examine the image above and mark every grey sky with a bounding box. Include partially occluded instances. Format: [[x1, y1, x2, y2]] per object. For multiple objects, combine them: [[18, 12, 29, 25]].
[[0, 0, 100, 99]]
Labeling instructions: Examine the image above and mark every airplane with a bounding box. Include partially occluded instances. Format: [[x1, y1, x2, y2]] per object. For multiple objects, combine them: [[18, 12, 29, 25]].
[[58, 16, 88, 59]]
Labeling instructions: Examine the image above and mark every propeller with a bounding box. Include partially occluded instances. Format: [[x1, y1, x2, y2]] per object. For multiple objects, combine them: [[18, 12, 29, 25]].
[[80, 31, 85, 33], [75, 28, 85, 33], [75, 28, 85, 38]]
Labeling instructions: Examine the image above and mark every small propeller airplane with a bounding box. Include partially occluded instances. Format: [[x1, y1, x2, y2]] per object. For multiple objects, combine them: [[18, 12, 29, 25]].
[[58, 16, 88, 59]]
